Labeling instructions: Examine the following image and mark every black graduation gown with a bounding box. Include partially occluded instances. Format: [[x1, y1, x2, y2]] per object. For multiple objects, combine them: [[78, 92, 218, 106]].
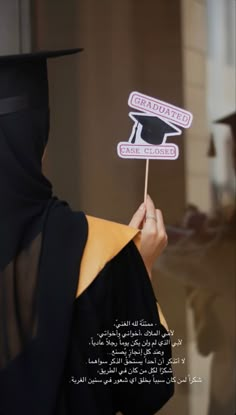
[[0, 200, 88, 415], [56, 216, 174, 414]]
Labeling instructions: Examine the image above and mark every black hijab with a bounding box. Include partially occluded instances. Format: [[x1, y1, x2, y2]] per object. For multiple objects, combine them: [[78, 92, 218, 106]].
[[0, 49, 88, 414]]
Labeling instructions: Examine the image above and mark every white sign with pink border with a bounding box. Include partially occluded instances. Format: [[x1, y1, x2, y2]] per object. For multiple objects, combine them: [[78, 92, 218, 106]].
[[117, 91, 193, 161]]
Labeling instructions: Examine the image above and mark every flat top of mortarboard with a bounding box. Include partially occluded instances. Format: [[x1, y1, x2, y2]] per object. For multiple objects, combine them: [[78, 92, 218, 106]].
[[213, 111, 236, 141], [131, 112, 180, 133], [0, 48, 83, 64], [214, 111, 236, 128], [208, 111, 236, 157]]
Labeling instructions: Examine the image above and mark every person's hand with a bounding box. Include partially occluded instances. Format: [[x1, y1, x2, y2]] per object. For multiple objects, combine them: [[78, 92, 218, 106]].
[[129, 195, 168, 278]]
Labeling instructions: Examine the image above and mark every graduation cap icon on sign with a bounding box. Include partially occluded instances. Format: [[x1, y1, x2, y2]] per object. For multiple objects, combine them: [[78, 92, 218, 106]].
[[128, 112, 181, 145]]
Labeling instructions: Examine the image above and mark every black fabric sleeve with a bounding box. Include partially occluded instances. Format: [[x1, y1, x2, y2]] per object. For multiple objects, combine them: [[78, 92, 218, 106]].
[[109, 241, 174, 415], [63, 240, 174, 415]]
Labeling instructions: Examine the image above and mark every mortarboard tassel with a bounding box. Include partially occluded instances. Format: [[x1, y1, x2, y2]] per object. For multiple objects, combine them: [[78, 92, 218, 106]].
[[130, 123, 139, 144], [207, 133, 216, 157]]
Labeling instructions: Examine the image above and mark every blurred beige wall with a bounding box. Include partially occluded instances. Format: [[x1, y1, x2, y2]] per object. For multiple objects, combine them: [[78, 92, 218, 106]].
[[182, 0, 211, 212], [33, 0, 82, 207]]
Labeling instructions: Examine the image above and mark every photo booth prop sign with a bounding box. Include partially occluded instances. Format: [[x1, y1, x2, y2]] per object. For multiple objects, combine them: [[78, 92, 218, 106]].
[[117, 91, 193, 200]]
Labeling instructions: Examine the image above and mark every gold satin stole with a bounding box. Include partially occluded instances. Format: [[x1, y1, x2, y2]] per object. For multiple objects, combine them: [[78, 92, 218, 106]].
[[76, 215, 169, 332]]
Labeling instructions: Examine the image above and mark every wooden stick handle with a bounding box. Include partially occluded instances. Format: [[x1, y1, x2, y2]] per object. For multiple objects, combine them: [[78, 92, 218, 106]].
[[144, 159, 149, 203]]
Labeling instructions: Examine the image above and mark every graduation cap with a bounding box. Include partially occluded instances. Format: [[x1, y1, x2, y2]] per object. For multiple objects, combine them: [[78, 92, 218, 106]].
[[215, 112, 236, 140], [0, 48, 82, 116], [207, 112, 236, 157], [129, 112, 181, 145]]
